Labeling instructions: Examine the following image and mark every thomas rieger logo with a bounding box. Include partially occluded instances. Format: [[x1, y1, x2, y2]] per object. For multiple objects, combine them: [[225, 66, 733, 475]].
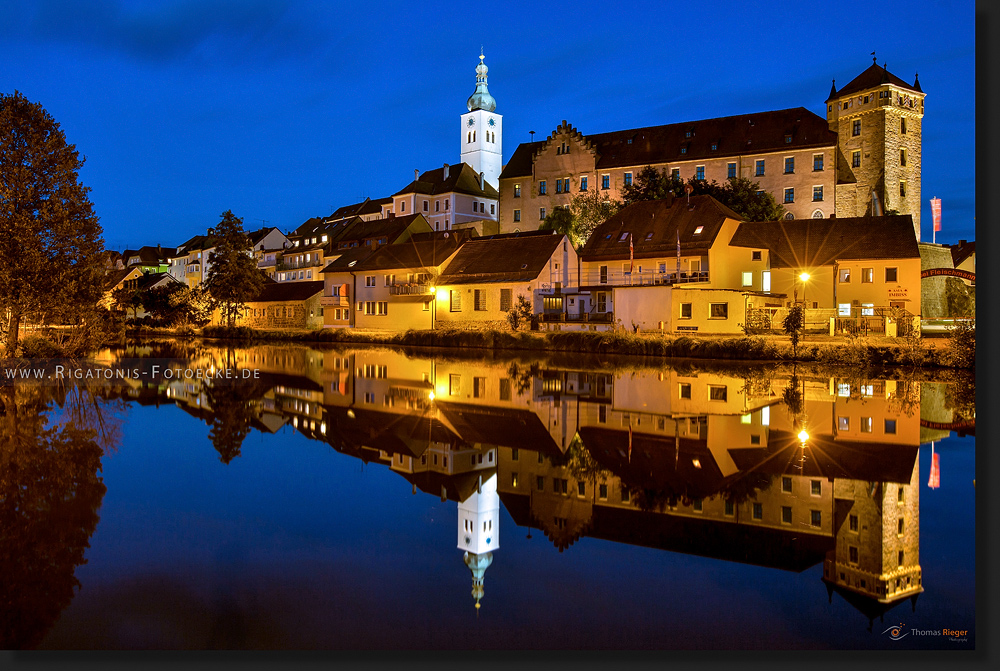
[[882, 623, 970, 642]]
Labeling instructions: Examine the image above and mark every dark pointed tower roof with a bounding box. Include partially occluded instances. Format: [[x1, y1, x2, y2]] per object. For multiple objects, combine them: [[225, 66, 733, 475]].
[[827, 61, 923, 101], [466, 53, 497, 113], [913, 72, 922, 92], [828, 79, 837, 100]]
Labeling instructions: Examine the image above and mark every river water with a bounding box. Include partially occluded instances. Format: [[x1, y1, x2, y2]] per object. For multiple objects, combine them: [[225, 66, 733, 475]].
[[1, 340, 975, 650]]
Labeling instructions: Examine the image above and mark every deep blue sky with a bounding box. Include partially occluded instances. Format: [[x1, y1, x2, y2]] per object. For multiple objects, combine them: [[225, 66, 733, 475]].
[[1, 0, 975, 251]]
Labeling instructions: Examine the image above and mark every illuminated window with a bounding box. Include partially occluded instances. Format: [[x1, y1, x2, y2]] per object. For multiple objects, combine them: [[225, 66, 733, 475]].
[[727, 162, 736, 178], [813, 186, 824, 201], [742, 272, 753, 287], [514, 184, 521, 198], [852, 120, 861, 136], [813, 154, 824, 171], [784, 188, 794, 203], [839, 269, 851, 283], [838, 416, 850, 431], [852, 150, 861, 168], [696, 166, 705, 180], [538, 180, 546, 195], [601, 175, 610, 190]]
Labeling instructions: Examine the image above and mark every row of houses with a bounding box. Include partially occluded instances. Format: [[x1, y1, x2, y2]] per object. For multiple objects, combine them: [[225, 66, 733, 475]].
[[105, 190, 926, 335]]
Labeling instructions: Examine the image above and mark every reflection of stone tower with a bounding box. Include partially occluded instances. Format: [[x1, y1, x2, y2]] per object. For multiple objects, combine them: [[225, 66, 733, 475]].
[[827, 57, 925, 240], [458, 472, 499, 610], [823, 449, 922, 627]]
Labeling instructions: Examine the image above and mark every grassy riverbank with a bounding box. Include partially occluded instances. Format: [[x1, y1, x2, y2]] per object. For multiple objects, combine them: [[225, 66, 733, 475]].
[[120, 324, 972, 370]]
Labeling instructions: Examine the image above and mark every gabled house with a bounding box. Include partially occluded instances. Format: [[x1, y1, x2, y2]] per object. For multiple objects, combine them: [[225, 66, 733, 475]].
[[328, 196, 393, 222], [168, 234, 216, 288], [122, 245, 176, 274], [729, 215, 921, 319], [389, 163, 500, 233], [433, 230, 578, 329], [573, 195, 766, 333], [232, 280, 326, 329]]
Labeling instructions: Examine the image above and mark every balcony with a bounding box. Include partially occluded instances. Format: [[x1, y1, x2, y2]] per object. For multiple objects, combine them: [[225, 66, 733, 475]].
[[277, 258, 324, 271], [541, 311, 614, 323], [320, 295, 350, 306], [388, 284, 433, 296], [582, 269, 709, 287], [257, 258, 277, 269]]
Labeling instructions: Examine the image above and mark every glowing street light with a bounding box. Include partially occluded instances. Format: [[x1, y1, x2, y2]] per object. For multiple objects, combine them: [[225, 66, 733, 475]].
[[797, 429, 810, 443]]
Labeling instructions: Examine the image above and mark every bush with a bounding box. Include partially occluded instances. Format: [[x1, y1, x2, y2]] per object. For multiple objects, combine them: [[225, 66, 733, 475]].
[[948, 318, 976, 369], [17, 335, 65, 358]]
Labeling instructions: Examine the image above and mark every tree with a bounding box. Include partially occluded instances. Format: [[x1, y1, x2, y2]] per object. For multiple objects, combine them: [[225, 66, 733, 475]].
[[570, 189, 621, 245], [783, 306, 805, 359], [619, 164, 785, 221], [143, 283, 211, 326], [111, 284, 142, 321], [0, 91, 106, 356], [204, 210, 265, 328], [538, 207, 584, 247], [505, 295, 534, 331]]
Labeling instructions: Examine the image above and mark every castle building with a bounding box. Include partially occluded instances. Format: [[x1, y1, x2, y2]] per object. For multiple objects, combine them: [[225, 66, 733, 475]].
[[497, 58, 924, 240]]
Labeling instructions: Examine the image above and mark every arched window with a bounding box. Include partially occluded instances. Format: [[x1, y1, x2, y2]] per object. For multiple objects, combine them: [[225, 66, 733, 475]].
[[473, 130, 476, 142], [784, 212, 795, 220], [811, 209, 824, 219], [467, 131, 471, 143]]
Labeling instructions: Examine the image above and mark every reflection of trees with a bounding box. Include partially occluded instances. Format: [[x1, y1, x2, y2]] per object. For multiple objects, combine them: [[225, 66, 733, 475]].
[[0, 381, 115, 649], [205, 378, 270, 464], [631, 487, 679, 513], [782, 373, 803, 418], [943, 370, 975, 423], [719, 471, 775, 507], [565, 435, 611, 488], [505, 361, 540, 397]]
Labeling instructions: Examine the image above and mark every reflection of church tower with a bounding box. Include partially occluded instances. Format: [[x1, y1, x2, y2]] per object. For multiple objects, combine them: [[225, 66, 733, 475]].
[[460, 52, 502, 191], [458, 472, 499, 610], [823, 448, 923, 628]]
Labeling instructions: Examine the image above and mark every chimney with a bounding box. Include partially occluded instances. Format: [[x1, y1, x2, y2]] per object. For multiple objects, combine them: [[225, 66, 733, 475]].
[[443, 163, 450, 179], [414, 169, 419, 181], [959, 239, 967, 246]]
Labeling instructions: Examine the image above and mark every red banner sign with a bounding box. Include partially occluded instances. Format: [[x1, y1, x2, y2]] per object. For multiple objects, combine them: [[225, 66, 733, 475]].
[[921, 268, 976, 281], [930, 197, 942, 232]]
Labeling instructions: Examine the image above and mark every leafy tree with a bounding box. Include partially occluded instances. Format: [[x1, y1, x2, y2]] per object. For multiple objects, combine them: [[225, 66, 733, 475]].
[[538, 207, 583, 247], [619, 165, 784, 221], [947, 314, 975, 369], [570, 189, 621, 244], [111, 284, 142, 321], [505, 294, 534, 331], [782, 305, 804, 359], [143, 283, 212, 326], [204, 210, 265, 328], [0, 91, 106, 356]]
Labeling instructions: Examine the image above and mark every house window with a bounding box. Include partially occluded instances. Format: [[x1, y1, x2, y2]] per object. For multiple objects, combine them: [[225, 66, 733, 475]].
[[784, 157, 795, 174], [680, 303, 692, 319], [898, 486, 905, 503], [696, 165, 705, 181], [839, 268, 851, 283], [450, 290, 462, 312], [901, 118, 907, 134], [752, 503, 763, 520], [900, 148, 907, 167], [474, 290, 486, 311], [680, 146, 687, 154], [624, 172, 632, 186], [752, 250, 762, 261], [852, 150, 861, 168], [445, 200, 449, 210], [377, 301, 388, 315], [400, 201, 406, 213], [423, 201, 428, 211], [500, 288, 512, 311], [473, 377, 486, 398], [598, 405, 607, 422], [727, 162, 736, 179], [711, 142, 718, 151], [724, 500, 735, 516], [849, 546, 859, 564], [782, 476, 792, 493], [491, 203, 495, 215], [693, 226, 704, 235], [742, 271, 752, 287], [671, 168, 680, 181], [849, 514, 859, 532], [810, 510, 822, 527], [899, 181, 906, 198], [555, 179, 562, 194], [599, 266, 608, 284], [852, 120, 861, 136], [898, 518, 904, 535], [366, 275, 376, 287], [709, 303, 728, 319], [755, 159, 765, 176], [513, 208, 521, 222], [538, 180, 546, 195], [582, 177, 589, 191], [884, 419, 897, 434], [435, 201, 440, 212], [860, 417, 873, 433], [784, 188, 794, 204], [596, 292, 607, 312], [811, 480, 822, 496], [813, 154, 824, 171], [539, 208, 546, 220], [536, 476, 545, 491], [898, 550, 905, 566], [679, 383, 691, 399], [601, 174, 610, 190], [781, 506, 792, 524], [599, 484, 608, 499], [622, 486, 631, 503], [885, 267, 898, 282], [578, 481, 586, 496], [500, 378, 512, 401], [861, 268, 873, 283], [813, 186, 823, 201], [514, 184, 521, 198], [708, 385, 727, 401]]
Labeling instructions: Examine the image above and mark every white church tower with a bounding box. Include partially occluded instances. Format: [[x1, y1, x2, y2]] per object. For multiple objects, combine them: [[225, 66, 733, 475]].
[[460, 53, 502, 191], [458, 471, 500, 611]]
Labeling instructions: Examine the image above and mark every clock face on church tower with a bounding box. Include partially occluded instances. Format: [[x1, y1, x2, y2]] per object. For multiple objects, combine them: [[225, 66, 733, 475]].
[[488, 117, 495, 127], [467, 117, 475, 127]]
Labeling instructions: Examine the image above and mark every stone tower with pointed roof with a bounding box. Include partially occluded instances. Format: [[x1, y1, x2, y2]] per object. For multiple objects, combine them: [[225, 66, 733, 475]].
[[826, 58, 925, 240], [460, 53, 503, 192]]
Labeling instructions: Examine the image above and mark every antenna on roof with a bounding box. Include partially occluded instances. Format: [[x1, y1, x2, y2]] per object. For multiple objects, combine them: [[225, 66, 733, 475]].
[[529, 130, 535, 142]]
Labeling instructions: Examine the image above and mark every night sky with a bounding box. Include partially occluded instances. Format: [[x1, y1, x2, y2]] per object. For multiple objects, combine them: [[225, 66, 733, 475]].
[[0, 0, 976, 251]]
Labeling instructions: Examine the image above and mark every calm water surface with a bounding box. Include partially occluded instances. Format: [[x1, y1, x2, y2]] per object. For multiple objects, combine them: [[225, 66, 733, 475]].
[[1, 340, 976, 650]]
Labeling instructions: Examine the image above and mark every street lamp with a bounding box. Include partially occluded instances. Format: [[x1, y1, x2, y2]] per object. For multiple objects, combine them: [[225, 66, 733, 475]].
[[798, 272, 810, 306]]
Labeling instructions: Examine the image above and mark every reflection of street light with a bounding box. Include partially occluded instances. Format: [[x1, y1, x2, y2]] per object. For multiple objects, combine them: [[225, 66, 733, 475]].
[[797, 429, 810, 443]]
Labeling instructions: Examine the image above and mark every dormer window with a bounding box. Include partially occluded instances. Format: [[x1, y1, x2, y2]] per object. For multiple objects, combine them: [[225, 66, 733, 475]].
[[645, 232, 653, 240], [627, 138, 632, 144], [784, 134, 792, 143], [710, 142, 718, 151], [619, 232, 629, 241], [685, 130, 693, 138], [693, 226, 704, 235], [680, 146, 688, 154]]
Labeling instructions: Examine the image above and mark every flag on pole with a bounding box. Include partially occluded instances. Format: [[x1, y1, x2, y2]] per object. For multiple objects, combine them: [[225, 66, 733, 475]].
[[628, 232, 634, 275], [931, 197, 942, 232], [928, 444, 940, 489], [628, 421, 632, 462], [676, 229, 681, 281]]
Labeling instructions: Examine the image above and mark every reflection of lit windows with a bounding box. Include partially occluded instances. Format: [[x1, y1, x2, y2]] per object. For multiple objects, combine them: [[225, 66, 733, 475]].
[[860, 417, 873, 433], [837, 383, 851, 397], [884, 419, 897, 434], [811, 480, 822, 496], [511, 473, 519, 487], [838, 416, 850, 430], [782, 476, 792, 493], [810, 510, 822, 527], [849, 514, 859, 532], [708, 385, 728, 401], [781, 506, 792, 524], [679, 383, 692, 399], [752, 503, 763, 520]]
